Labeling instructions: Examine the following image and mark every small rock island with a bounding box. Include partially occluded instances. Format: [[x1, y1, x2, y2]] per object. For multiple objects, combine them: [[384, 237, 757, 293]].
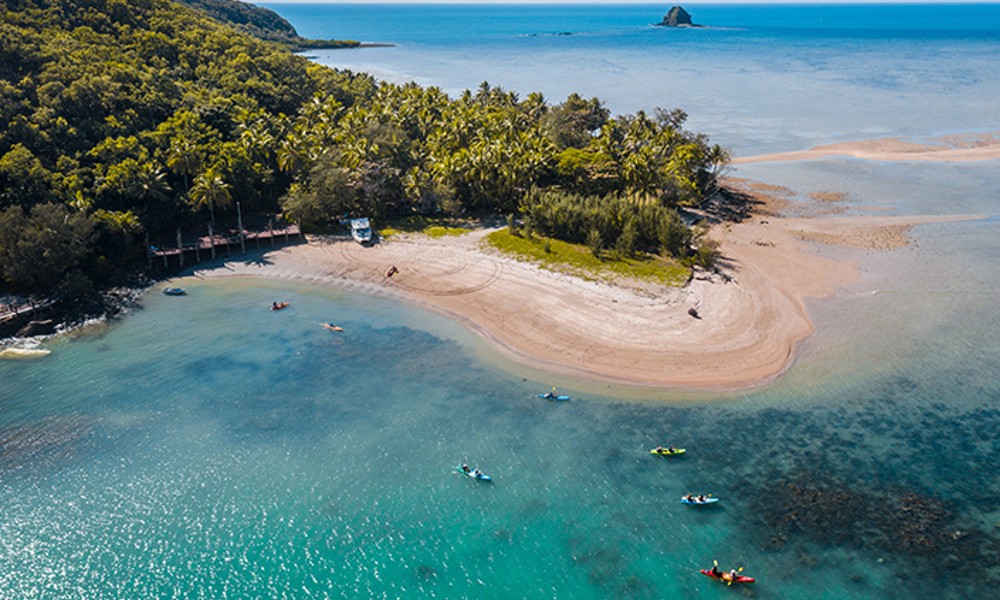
[[656, 6, 702, 28]]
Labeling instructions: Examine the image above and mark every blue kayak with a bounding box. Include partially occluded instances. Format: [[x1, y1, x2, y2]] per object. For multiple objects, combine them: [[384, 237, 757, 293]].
[[681, 496, 718, 505], [456, 465, 492, 481], [537, 393, 571, 401]]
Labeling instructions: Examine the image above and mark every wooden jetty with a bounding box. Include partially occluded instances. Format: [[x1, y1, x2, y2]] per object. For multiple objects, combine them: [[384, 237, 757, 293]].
[[148, 218, 301, 269]]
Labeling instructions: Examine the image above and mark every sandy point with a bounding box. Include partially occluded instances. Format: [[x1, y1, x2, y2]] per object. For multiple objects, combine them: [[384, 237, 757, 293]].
[[733, 131, 1000, 165]]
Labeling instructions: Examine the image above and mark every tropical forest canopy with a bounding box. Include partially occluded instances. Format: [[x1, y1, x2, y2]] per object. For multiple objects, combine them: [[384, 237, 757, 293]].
[[0, 0, 728, 296]]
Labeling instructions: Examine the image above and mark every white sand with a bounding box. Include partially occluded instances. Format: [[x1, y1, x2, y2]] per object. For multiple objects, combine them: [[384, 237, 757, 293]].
[[734, 132, 1000, 165], [191, 213, 882, 389]]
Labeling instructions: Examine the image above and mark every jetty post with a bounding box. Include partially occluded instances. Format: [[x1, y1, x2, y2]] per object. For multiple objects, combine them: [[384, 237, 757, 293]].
[[237, 202, 246, 254], [177, 228, 184, 267], [208, 223, 216, 261]]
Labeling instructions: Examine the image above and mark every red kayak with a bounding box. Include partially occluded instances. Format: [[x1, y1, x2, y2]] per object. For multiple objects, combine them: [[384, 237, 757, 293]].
[[701, 569, 755, 584]]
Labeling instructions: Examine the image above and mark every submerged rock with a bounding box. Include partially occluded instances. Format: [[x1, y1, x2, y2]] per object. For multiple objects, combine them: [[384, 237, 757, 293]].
[[657, 6, 701, 28]]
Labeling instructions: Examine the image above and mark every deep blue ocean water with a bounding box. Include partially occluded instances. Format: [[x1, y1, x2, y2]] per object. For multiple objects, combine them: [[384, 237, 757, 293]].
[[278, 2, 1000, 155], [3, 4, 1000, 598]]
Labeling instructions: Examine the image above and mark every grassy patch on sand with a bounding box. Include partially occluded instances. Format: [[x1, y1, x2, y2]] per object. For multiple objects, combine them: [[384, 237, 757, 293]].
[[378, 216, 470, 239], [485, 228, 690, 287]]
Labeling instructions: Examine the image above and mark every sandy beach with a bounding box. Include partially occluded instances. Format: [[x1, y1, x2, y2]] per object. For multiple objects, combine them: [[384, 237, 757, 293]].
[[189, 182, 979, 389], [734, 132, 1000, 165]]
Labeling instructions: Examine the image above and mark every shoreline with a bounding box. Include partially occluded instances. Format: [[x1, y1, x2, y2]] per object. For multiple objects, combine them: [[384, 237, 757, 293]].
[[5, 184, 981, 388], [183, 196, 976, 390]]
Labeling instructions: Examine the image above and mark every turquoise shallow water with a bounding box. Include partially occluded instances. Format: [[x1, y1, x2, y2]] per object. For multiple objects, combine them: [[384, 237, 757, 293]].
[[4, 3, 1000, 598], [2, 273, 998, 598]]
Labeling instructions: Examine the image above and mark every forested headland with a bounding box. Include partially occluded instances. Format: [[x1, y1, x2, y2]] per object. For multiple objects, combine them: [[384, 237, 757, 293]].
[[0, 0, 728, 303]]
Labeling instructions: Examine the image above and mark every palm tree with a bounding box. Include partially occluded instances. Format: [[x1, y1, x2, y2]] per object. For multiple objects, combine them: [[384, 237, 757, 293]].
[[94, 209, 143, 249], [129, 164, 171, 204], [166, 138, 199, 194], [189, 169, 231, 227]]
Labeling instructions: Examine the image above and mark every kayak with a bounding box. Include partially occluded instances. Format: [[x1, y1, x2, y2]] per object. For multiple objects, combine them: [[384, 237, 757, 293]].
[[650, 448, 686, 457], [700, 569, 755, 584], [456, 466, 492, 481], [537, 393, 571, 401], [681, 496, 719, 505], [163, 287, 186, 296], [271, 302, 289, 310], [321, 323, 343, 332]]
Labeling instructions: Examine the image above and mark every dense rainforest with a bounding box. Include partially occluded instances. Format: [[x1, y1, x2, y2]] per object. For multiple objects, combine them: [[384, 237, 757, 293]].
[[0, 0, 728, 299]]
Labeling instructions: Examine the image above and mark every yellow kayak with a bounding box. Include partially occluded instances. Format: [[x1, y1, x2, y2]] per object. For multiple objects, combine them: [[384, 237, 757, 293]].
[[650, 447, 686, 457]]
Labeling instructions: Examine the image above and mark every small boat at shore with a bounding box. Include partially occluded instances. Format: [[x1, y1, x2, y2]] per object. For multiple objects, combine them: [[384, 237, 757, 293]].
[[163, 287, 186, 296], [681, 495, 718, 505], [456, 465, 491, 481], [321, 322, 343, 332], [650, 447, 685, 457], [271, 301, 290, 311]]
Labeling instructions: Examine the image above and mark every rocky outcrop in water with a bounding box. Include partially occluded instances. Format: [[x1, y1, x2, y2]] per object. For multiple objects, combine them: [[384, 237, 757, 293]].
[[657, 6, 701, 28]]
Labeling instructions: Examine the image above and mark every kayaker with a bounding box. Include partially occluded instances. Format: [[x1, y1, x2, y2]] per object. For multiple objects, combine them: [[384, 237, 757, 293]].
[[710, 565, 722, 578], [729, 569, 739, 580], [272, 301, 279, 309], [696, 494, 706, 503], [684, 494, 694, 502], [667, 445, 676, 453], [473, 469, 482, 477], [461, 464, 470, 473]]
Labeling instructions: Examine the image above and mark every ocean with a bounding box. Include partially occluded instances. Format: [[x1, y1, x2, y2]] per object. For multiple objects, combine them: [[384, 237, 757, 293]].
[[2, 4, 999, 598]]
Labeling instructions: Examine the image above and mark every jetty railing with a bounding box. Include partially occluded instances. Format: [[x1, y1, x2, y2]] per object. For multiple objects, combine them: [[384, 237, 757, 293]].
[[147, 217, 302, 269]]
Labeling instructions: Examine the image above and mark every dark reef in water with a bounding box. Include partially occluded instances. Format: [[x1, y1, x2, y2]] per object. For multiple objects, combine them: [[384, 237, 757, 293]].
[[749, 471, 1000, 595], [586, 385, 1000, 597]]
